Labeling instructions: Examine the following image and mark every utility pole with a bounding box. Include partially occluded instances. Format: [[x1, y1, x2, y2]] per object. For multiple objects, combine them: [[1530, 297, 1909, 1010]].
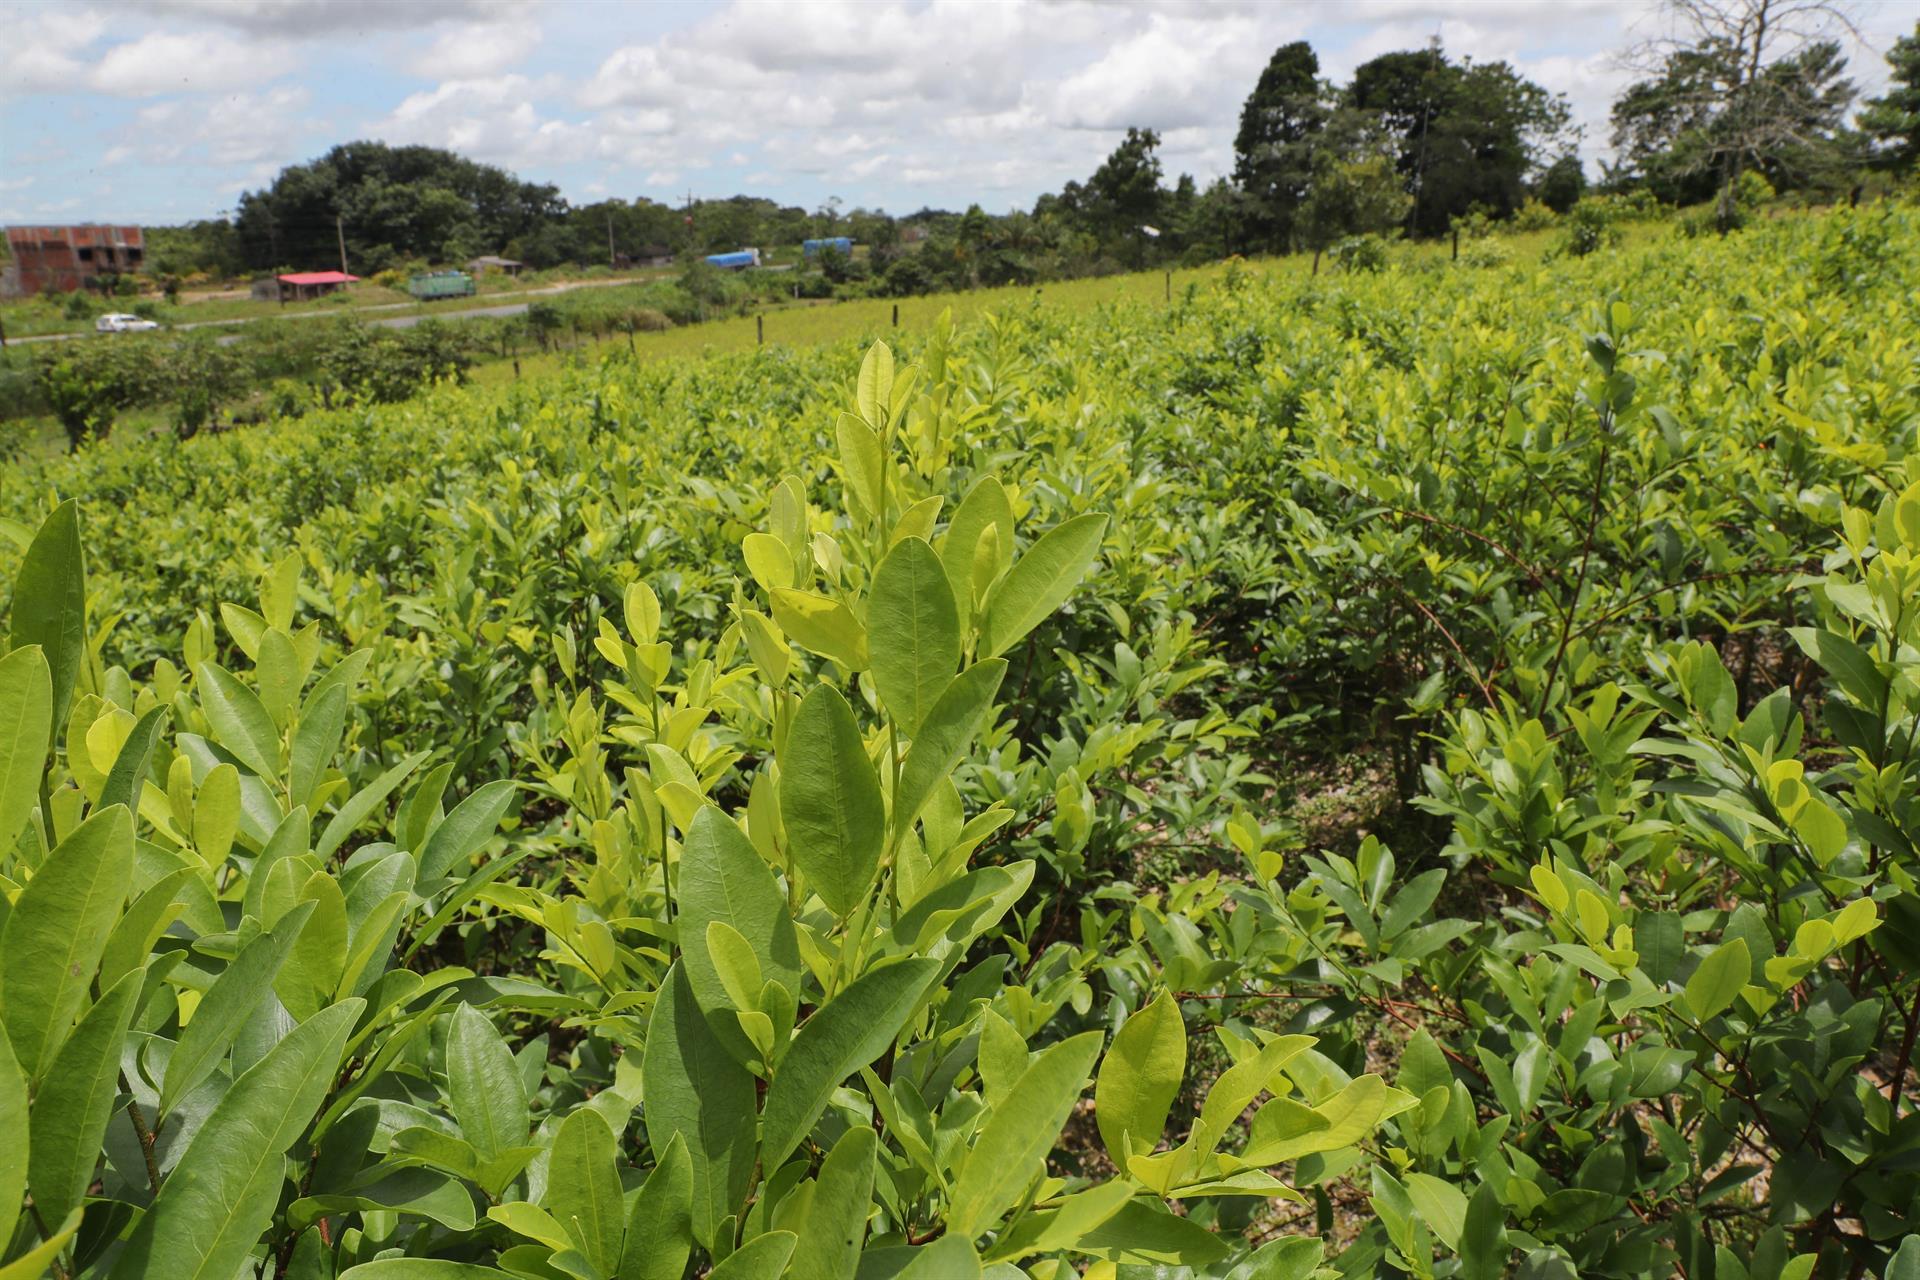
[[336, 213, 349, 275], [607, 210, 616, 269]]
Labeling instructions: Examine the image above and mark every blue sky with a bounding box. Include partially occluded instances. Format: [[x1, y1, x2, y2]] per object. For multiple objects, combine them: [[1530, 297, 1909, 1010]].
[[0, 0, 1908, 226]]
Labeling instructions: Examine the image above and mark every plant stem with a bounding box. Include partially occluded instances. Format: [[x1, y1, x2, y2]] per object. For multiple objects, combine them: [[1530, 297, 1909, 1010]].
[[120, 1071, 164, 1194]]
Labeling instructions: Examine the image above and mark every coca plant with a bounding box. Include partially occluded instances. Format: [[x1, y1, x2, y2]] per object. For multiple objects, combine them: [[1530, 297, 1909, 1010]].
[[0, 345, 1407, 1280]]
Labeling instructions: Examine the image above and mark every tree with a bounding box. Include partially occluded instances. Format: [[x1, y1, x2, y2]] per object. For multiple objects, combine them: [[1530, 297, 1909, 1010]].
[[1233, 41, 1329, 250], [235, 141, 563, 271], [939, 204, 989, 288], [1298, 141, 1415, 270], [1538, 153, 1587, 211], [1611, 0, 1863, 216], [1860, 21, 1920, 169], [1346, 46, 1572, 236], [1174, 178, 1252, 263], [1085, 128, 1166, 261]]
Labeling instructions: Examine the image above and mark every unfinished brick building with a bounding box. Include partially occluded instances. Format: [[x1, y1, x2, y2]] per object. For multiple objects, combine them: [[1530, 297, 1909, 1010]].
[[1, 225, 145, 297]]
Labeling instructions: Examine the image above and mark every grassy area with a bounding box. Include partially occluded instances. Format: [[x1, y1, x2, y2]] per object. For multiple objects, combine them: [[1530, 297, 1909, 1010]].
[[0, 264, 684, 340], [472, 257, 1257, 387], [7, 214, 1674, 451]]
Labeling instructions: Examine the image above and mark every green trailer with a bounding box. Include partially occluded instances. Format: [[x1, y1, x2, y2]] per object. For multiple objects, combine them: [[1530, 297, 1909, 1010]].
[[408, 271, 476, 300]]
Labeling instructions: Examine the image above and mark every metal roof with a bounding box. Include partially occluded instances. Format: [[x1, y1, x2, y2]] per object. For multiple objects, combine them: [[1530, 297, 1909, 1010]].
[[6, 225, 144, 249], [277, 271, 360, 285]]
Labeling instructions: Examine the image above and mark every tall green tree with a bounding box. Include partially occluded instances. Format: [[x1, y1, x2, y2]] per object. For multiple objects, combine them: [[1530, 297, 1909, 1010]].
[[1610, 0, 1863, 213], [1537, 153, 1587, 211], [1860, 21, 1920, 169], [1297, 109, 1415, 266], [1346, 47, 1571, 236], [1232, 41, 1329, 250], [235, 141, 564, 272], [1084, 128, 1166, 262]]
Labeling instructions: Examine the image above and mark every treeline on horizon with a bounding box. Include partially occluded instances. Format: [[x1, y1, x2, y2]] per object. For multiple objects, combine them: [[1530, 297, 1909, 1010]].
[[140, 14, 1920, 291]]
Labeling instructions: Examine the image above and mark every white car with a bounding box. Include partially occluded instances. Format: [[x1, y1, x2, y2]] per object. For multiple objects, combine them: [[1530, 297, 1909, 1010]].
[[96, 312, 160, 333]]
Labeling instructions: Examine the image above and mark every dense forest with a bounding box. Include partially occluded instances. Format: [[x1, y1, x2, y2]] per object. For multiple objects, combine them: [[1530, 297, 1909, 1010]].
[[139, 19, 1920, 290]]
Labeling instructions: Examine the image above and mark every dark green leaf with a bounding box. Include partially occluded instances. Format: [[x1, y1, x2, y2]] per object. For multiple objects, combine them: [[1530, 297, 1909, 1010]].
[[869, 538, 960, 735], [0, 803, 131, 1078], [643, 963, 756, 1251], [979, 513, 1108, 658], [618, 1133, 692, 1280], [0, 645, 53, 854], [418, 779, 517, 881], [761, 958, 938, 1169], [779, 684, 884, 917], [113, 999, 362, 1280], [545, 1109, 623, 1275], [445, 1002, 528, 1162], [893, 659, 1006, 837], [28, 966, 142, 1225], [8, 499, 85, 739], [677, 805, 801, 1038], [786, 1125, 878, 1280]]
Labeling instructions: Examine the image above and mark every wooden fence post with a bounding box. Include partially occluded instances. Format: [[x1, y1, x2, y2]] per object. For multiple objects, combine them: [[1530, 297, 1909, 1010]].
[[757, 314, 764, 344]]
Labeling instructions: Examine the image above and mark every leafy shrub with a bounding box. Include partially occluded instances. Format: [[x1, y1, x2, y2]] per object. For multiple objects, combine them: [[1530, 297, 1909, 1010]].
[[3, 208, 1919, 1280], [1330, 233, 1390, 273], [266, 376, 310, 419], [1738, 168, 1777, 210], [793, 269, 837, 298], [173, 380, 213, 437], [39, 356, 123, 447], [1458, 237, 1512, 268], [313, 319, 472, 404], [1676, 206, 1720, 238], [880, 252, 934, 296], [1811, 201, 1901, 291], [1451, 207, 1497, 241], [1557, 197, 1620, 256]]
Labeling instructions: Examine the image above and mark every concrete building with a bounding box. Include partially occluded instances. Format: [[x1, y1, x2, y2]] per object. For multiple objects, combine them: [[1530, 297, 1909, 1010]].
[[2, 225, 145, 297]]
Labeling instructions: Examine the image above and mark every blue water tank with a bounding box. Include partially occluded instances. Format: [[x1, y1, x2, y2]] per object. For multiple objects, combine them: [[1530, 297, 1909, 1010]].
[[802, 237, 852, 257], [704, 249, 760, 270]]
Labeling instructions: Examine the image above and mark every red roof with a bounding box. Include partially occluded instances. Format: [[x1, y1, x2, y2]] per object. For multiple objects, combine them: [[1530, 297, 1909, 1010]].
[[277, 271, 359, 285]]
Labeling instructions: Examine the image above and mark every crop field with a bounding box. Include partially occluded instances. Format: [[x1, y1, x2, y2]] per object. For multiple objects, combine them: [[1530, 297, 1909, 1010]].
[[1, 202, 1918, 1280]]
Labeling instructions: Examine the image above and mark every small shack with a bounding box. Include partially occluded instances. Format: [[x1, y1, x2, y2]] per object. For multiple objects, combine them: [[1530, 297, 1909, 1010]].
[[467, 255, 524, 278], [275, 270, 358, 302]]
